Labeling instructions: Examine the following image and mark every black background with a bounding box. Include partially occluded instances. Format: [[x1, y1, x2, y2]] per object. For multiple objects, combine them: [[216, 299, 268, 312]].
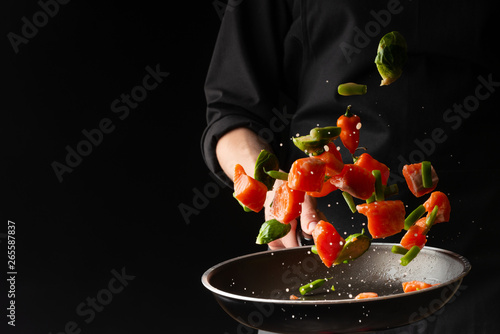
[[2, 1, 262, 333], [2, 1, 500, 334]]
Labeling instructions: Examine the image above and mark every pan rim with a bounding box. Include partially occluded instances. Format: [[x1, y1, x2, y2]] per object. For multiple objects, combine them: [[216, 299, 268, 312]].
[[201, 242, 471, 305]]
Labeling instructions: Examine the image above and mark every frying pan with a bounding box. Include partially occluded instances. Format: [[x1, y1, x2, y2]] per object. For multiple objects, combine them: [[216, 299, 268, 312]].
[[202, 243, 470, 333]]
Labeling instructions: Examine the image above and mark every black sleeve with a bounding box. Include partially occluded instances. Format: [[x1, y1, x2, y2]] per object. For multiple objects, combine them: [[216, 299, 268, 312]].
[[201, 0, 293, 184]]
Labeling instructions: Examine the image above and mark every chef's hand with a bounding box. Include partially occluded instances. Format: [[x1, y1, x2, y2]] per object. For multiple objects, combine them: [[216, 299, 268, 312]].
[[265, 180, 326, 250]]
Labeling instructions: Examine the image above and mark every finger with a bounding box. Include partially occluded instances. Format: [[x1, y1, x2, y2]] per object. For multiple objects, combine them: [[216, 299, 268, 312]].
[[300, 195, 321, 235], [268, 220, 299, 250]]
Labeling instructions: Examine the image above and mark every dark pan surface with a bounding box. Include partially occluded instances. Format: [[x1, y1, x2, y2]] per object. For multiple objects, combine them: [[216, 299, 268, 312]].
[[202, 243, 470, 333]]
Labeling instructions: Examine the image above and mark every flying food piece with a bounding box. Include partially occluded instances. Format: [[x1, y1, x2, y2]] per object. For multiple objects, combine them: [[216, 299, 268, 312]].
[[337, 82, 367, 96], [292, 126, 341, 156], [254, 149, 279, 190], [375, 31, 407, 86], [334, 229, 371, 265], [255, 219, 292, 245]]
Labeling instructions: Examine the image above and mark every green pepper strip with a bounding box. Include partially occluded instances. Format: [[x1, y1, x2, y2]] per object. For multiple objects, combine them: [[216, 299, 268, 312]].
[[404, 204, 426, 230], [400, 246, 421, 266], [311, 245, 318, 254], [391, 245, 409, 255], [366, 193, 375, 204], [337, 83, 367, 96], [264, 169, 289, 181], [425, 205, 439, 230], [310, 126, 341, 141], [342, 191, 357, 213], [299, 278, 332, 295], [368, 184, 398, 204], [372, 170, 384, 201], [421, 161, 433, 188]]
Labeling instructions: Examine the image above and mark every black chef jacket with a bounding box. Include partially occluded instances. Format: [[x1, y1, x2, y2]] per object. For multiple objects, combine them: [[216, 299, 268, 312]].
[[202, 0, 500, 332]]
